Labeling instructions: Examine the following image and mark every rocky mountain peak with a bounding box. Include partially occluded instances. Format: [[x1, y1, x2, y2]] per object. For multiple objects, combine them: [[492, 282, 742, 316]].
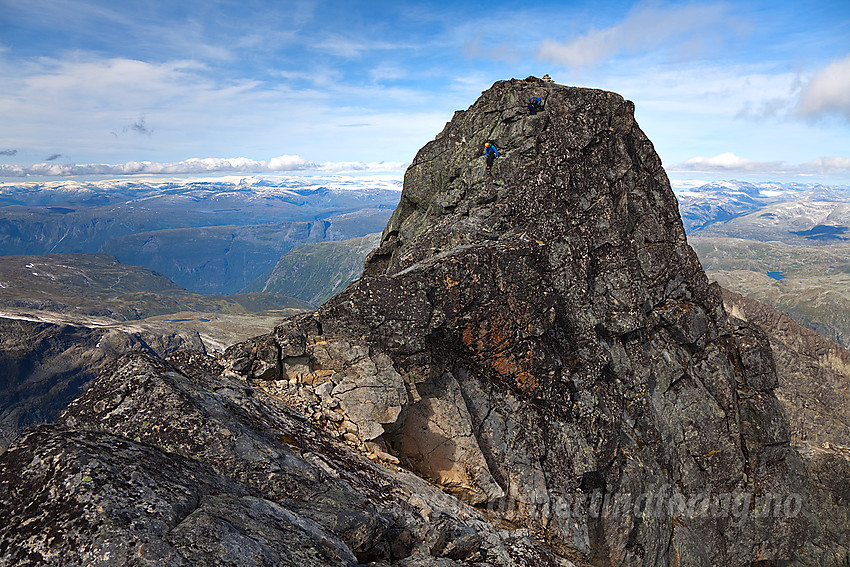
[[367, 78, 681, 279], [224, 79, 809, 563], [352, 77, 723, 406], [1, 78, 825, 566]]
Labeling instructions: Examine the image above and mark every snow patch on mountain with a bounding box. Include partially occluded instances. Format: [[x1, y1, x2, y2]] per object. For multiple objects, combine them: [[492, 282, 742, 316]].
[[0, 174, 402, 208], [672, 180, 850, 233]]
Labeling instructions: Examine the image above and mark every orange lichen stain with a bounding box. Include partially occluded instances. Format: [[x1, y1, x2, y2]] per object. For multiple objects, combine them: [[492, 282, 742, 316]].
[[490, 353, 519, 376], [277, 434, 300, 449], [513, 367, 539, 394], [488, 348, 539, 395], [482, 313, 513, 349], [480, 317, 540, 395], [443, 273, 467, 312], [462, 324, 475, 348], [459, 311, 542, 396]]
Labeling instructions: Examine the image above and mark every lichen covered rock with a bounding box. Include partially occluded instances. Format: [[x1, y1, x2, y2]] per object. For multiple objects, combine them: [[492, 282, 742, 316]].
[[222, 78, 810, 565], [1, 351, 567, 566]]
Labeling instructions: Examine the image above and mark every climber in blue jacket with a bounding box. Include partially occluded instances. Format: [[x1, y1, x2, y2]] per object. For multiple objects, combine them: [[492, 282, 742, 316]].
[[528, 96, 544, 115], [484, 142, 499, 173]]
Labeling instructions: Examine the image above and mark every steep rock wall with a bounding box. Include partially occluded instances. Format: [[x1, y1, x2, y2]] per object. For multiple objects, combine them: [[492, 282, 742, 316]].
[[224, 78, 809, 565]]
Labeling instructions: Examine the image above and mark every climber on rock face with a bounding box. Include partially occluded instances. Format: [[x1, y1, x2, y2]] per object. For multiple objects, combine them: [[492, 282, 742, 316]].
[[484, 142, 499, 174], [528, 96, 544, 115]]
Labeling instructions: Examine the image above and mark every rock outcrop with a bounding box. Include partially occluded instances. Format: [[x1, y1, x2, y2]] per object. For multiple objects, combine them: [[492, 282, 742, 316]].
[[1, 77, 831, 565], [721, 288, 850, 564], [722, 288, 850, 455], [0, 316, 204, 451], [222, 78, 810, 564], [2, 351, 564, 566]]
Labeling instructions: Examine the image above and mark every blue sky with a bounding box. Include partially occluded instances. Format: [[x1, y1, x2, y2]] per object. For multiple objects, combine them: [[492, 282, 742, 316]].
[[0, 0, 848, 182]]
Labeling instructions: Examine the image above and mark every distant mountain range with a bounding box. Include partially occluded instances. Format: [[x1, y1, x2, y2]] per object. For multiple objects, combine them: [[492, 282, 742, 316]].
[[674, 180, 850, 236], [0, 176, 400, 294], [0, 253, 311, 320], [673, 180, 850, 347], [244, 232, 382, 306], [0, 176, 399, 448]]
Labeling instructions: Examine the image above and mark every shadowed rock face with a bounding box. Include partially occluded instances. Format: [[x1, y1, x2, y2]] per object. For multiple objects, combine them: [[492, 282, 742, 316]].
[[722, 288, 850, 456], [224, 78, 810, 565], [721, 288, 850, 564]]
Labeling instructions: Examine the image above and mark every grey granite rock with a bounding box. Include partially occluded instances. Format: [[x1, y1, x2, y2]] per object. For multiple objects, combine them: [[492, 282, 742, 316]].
[[1, 349, 570, 566], [0, 425, 355, 567], [223, 78, 812, 565], [0, 317, 203, 451]]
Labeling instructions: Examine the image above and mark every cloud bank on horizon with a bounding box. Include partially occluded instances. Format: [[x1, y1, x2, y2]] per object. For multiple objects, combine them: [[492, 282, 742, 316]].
[[0, 155, 405, 178], [673, 152, 850, 176], [0, 0, 848, 182]]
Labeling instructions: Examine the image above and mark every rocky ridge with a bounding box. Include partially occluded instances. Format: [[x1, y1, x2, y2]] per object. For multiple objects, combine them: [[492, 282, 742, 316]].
[[720, 288, 850, 564], [0, 316, 204, 451], [722, 288, 850, 456], [2, 351, 563, 566], [1, 77, 838, 566], [224, 78, 812, 564]]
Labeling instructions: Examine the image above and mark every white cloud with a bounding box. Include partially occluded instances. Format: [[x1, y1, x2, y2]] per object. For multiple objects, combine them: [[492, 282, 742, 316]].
[[672, 152, 850, 177], [801, 156, 850, 173], [681, 152, 775, 171], [0, 155, 405, 177], [0, 157, 269, 177], [796, 54, 850, 122], [462, 34, 521, 63], [268, 155, 313, 170], [316, 35, 416, 58], [5, 56, 206, 109], [0, 55, 220, 153], [275, 68, 342, 88], [316, 160, 405, 172], [369, 64, 409, 82], [731, 55, 850, 124], [0, 51, 447, 166], [537, 2, 741, 68]]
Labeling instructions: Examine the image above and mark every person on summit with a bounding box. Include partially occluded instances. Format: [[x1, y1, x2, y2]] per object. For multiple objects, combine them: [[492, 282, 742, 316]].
[[484, 142, 499, 174], [527, 96, 544, 115]]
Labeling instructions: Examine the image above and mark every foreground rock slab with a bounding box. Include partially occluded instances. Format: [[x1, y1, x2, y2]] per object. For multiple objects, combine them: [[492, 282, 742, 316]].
[[1, 352, 564, 566]]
